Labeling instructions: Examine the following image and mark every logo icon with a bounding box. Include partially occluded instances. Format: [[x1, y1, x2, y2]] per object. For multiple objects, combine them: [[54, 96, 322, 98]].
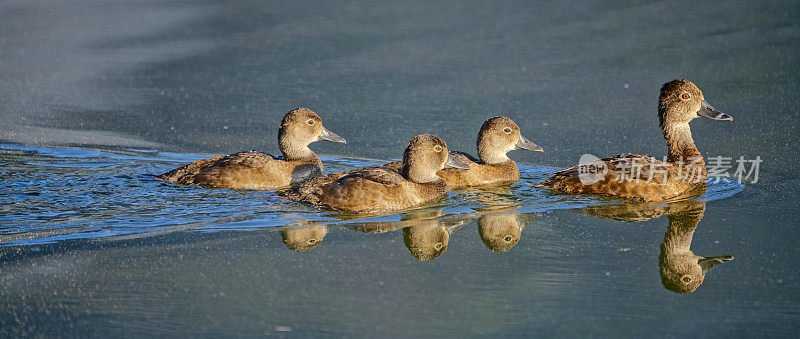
[[577, 154, 608, 185]]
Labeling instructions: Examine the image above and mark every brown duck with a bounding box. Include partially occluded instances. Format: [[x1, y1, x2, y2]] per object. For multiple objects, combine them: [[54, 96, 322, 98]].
[[281, 134, 469, 213], [386, 116, 542, 187], [154, 108, 346, 189], [536, 79, 733, 202]]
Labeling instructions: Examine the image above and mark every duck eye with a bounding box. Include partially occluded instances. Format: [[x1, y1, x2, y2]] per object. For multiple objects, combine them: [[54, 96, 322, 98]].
[[682, 276, 691, 283], [680, 92, 691, 100], [434, 145, 442, 152], [504, 235, 513, 242], [306, 119, 315, 126], [503, 127, 512, 134], [434, 242, 443, 250], [308, 239, 316, 244]]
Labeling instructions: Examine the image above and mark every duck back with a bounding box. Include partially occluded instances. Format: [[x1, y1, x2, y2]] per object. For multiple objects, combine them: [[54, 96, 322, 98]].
[[282, 166, 448, 212], [536, 154, 706, 202], [437, 152, 519, 187], [155, 151, 321, 189]]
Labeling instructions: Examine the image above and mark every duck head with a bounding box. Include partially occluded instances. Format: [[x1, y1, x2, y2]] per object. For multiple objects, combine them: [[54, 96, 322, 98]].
[[401, 134, 469, 183], [658, 79, 733, 127], [477, 116, 543, 164], [278, 108, 346, 160]]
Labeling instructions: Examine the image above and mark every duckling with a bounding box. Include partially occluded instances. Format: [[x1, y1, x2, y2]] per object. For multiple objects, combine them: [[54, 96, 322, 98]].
[[536, 79, 733, 202], [385, 116, 542, 187], [658, 201, 733, 293], [281, 134, 469, 213], [154, 108, 345, 189]]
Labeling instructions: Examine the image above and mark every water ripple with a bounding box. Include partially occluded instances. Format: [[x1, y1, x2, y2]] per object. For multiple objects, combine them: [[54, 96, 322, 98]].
[[0, 144, 743, 246]]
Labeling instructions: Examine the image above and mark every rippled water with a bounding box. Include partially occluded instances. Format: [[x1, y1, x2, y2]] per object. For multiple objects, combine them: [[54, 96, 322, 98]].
[[2, 0, 800, 336], [0, 144, 743, 247], [4, 144, 774, 337]]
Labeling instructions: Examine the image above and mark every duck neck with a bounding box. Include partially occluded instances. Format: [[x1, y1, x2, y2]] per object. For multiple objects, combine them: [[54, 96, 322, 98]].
[[402, 164, 441, 184], [477, 139, 510, 164], [279, 133, 316, 162], [661, 122, 703, 164]]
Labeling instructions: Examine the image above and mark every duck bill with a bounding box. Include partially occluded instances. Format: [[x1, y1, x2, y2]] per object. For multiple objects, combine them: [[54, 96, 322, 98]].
[[318, 126, 347, 143], [445, 153, 470, 169], [515, 135, 544, 152], [698, 255, 734, 274], [446, 221, 465, 234], [697, 100, 733, 121]]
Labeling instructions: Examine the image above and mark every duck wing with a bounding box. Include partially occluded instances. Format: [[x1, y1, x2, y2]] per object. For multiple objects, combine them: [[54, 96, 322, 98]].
[[383, 161, 402, 171], [204, 151, 279, 168], [281, 166, 403, 202], [541, 154, 661, 180], [537, 154, 693, 201], [449, 151, 480, 164], [337, 166, 406, 186], [155, 151, 281, 186]]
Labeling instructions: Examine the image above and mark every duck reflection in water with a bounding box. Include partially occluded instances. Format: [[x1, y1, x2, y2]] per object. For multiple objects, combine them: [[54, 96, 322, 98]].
[[478, 212, 534, 253], [585, 200, 733, 293], [403, 220, 455, 261], [658, 202, 733, 293], [277, 224, 328, 252], [345, 209, 465, 261], [462, 185, 535, 253]]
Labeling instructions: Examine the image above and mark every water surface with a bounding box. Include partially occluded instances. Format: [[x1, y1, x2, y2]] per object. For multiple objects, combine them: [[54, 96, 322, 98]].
[[1, 0, 799, 336]]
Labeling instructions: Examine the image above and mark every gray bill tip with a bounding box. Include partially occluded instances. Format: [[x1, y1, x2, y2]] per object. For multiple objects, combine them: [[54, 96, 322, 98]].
[[445, 154, 470, 169], [515, 135, 544, 152], [319, 127, 347, 144], [698, 255, 734, 274], [698, 99, 733, 121]]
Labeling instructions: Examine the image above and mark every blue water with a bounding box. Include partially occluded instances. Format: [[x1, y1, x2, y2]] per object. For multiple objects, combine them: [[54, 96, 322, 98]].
[[0, 144, 743, 247], [2, 0, 799, 336]]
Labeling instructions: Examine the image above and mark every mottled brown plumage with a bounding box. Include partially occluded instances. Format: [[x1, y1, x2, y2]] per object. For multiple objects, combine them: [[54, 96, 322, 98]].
[[537, 79, 733, 202], [154, 108, 345, 189], [386, 116, 542, 187], [281, 134, 467, 213]]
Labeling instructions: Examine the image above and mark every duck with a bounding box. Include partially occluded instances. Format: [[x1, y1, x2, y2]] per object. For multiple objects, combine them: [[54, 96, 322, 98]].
[[536, 79, 733, 202], [385, 116, 543, 187], [281, 134, 469, 213], [154, 107, 346, 189]]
